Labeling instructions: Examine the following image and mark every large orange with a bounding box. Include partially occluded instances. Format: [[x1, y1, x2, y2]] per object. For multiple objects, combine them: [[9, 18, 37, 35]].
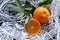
[[24, 18, 41, 35], [33, 6, 50, 24]]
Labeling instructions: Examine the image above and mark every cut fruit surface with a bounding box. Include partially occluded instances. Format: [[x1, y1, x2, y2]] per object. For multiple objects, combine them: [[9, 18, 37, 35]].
[[24, 18, 41, 35]]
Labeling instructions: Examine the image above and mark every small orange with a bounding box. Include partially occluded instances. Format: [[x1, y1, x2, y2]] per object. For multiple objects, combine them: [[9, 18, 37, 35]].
[[24, 18, 41, 35], [33, 6, 50, 24]]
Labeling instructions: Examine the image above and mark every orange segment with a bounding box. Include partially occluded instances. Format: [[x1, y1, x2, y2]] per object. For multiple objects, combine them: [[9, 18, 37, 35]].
[[24, 18, 41, 35], [33, 6, 50, 24]]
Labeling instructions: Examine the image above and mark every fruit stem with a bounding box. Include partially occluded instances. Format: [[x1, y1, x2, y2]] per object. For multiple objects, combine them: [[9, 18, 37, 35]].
[[30, 14, 33, 18]]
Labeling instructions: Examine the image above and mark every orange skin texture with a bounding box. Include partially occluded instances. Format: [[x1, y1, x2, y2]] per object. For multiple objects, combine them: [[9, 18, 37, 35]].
[[33, 6, 50, 24], [24, 18, 41, 35]]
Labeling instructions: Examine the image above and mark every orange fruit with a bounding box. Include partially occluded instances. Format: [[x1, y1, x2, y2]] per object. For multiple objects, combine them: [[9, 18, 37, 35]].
[[24, 18, 41, 35], [33, 6, 50, 24]]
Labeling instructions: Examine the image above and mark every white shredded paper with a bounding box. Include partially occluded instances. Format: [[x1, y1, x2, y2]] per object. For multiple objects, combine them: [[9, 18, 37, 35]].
[[0, 0, 60, 40]]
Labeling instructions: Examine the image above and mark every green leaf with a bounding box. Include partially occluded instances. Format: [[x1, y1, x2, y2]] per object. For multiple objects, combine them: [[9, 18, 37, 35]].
[[8, 0, 34, 20], [15, 0, 21, 6], [15, 0, 24, 12], [24, 1, 35, 16], [8, 2, 17, 6], [25, 16, 30, 24], [8, 4, 21, 12], [8, 3, 17, 8], [16, 12, 24, 19], [24, 1, 34, 8], [8, 0, 24, 13], [39, 0, 53, 6], [24, 8, 32, 10]]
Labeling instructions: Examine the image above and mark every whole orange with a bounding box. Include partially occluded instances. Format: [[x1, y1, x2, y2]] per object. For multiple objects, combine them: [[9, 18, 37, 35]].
[[33, 6, 50, 24], [24, 18, 41, 35]]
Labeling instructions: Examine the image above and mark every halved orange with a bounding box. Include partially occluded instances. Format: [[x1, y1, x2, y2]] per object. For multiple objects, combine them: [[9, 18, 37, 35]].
[[24, 18, 41, 35]]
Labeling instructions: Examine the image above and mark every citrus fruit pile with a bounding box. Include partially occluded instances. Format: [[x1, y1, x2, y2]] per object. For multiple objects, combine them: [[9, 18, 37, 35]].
[[24, 6, 50, 35]]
